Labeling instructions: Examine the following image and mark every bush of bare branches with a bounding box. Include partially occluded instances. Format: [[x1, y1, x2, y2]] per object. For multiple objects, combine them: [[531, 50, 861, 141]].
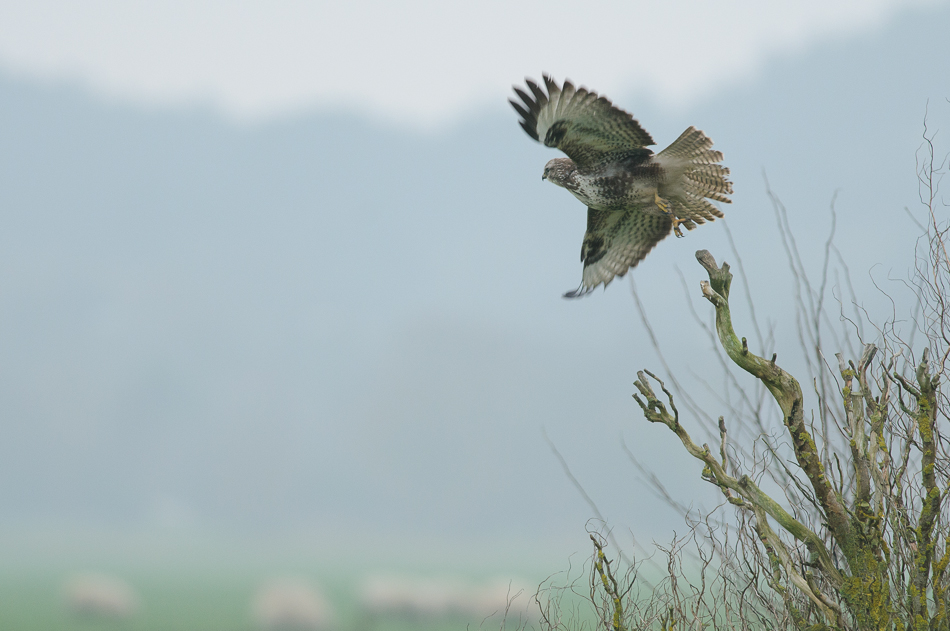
[[535, 122, 950, 631]]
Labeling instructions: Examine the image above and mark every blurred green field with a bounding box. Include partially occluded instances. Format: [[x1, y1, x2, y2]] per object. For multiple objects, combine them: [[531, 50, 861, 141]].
[[0, 569, 543, 631], [0, 571, 252, 630], [0, 541, 567, 631], [0, 529, 588, 631]]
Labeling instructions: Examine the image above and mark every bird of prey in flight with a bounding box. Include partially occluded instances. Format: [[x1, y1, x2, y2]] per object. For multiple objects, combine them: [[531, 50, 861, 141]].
[[510, 75, 733, 298]]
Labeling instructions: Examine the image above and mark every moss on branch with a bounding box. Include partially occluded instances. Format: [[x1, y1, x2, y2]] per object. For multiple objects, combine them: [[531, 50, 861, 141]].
[[695, 250, 857, 555]]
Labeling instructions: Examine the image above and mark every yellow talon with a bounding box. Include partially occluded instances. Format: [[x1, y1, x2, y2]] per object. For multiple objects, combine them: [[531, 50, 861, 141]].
[[655, 193, 686, 238], [654, 192, 672, 216], [672, 217, 686, 238]]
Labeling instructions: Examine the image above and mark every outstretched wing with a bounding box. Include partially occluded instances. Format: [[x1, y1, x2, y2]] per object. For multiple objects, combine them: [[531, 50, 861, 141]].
[[565, 208, 673, 298], [510, 75, 655, 169]]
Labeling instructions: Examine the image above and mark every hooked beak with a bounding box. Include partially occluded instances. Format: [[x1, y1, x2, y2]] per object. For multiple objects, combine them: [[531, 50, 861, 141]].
[[541, 173, 547, 181]]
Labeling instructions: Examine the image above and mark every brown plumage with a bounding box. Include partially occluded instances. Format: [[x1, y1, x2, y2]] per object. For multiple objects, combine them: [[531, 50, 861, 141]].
[[510, 75, 733, 298]]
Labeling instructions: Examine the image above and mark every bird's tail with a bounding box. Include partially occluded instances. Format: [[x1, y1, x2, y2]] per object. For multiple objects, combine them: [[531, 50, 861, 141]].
[[656, 126, 732, 229]]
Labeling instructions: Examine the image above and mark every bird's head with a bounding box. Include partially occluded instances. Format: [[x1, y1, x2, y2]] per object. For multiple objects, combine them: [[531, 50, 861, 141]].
[[542, 157, 576, 188]]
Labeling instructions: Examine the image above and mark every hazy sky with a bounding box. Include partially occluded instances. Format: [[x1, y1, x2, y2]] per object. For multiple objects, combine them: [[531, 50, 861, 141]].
[[0, 0, 948, 566], [0, 0, 940, 126]]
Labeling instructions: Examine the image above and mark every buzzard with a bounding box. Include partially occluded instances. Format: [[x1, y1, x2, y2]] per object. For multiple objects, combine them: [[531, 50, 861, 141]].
[[510, 75, 733, 298]]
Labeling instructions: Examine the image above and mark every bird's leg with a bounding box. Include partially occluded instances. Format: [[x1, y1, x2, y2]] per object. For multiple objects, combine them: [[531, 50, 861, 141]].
[[654, 192, 687, 238], [672, 218, 687, 238]]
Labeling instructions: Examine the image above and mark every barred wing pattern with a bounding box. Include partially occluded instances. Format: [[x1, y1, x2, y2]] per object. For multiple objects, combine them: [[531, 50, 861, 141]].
[[509, 75, 655, 169], [509, 75, 733, 298], [565, 208, 673, 298]]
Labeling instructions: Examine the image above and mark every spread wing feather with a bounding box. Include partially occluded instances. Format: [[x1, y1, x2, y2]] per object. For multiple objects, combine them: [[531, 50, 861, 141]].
[[565, 207, 673, 298], [510, 75, 655, 169]]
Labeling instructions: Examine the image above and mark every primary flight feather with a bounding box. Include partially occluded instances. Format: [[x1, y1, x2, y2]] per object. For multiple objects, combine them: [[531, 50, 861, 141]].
[[510, 75, 733, 298]]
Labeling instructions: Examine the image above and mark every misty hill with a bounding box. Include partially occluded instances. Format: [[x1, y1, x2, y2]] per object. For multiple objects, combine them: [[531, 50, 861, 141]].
[[0, 4, 948, 548]]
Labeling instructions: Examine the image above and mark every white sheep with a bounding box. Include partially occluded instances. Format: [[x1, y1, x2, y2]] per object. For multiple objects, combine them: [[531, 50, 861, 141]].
[[359, 574, 537, 623], [461, 578, 538, 622], [252, 578, 334, 631], [63, 573, 140, 621]]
